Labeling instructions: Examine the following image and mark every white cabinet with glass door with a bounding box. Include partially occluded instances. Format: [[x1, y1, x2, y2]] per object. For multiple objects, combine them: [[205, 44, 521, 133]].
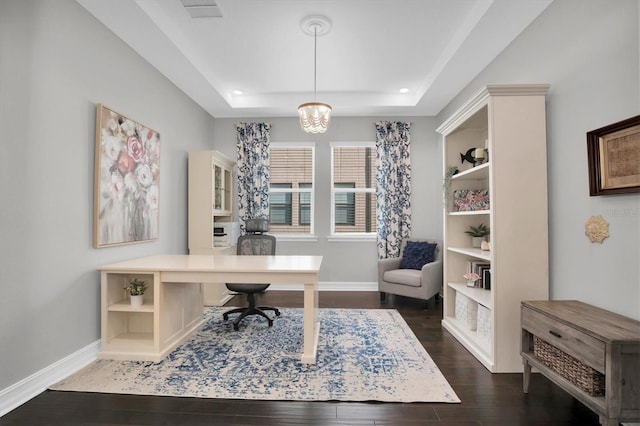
[[188, 150, 236, 305]]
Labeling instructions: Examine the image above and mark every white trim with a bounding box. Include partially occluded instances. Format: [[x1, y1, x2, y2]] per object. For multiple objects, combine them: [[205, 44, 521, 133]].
[[0, 340, 100, 417], [327, 234, 376, 242], [436, 84, 550, 135], [272, 234, 319, 242], [269, 281, 377, 291]]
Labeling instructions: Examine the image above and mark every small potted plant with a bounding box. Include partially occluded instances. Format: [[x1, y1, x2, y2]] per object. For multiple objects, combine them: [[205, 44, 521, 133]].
[[124, 278, 148, 307], [465, 223, 489, 248], [463, 272, 481, 287]]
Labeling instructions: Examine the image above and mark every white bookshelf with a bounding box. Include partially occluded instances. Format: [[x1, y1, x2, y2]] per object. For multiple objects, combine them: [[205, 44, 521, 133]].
[[437, 84, 550, 373]]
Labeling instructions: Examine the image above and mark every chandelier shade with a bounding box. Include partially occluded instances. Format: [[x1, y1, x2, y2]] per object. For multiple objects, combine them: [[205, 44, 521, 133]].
[[298, 15, 332, 134], [298, 102, 332, 134]]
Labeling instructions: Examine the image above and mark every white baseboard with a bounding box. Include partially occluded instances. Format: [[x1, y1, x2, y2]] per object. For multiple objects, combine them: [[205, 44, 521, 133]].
[[0, 340, 100, 417], [269, 281, 378, 291]]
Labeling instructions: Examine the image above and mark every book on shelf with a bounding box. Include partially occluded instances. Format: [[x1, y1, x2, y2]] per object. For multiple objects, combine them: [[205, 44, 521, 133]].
[[467, 260, 490, 289], [482, 268, 491, 290]]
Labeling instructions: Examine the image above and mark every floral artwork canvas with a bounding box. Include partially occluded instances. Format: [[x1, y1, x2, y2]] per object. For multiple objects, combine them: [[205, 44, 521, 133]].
[[93, 104, 160, 248]]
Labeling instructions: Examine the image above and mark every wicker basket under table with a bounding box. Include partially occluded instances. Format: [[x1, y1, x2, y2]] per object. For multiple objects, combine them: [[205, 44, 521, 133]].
[[533, 336, 605, 396]]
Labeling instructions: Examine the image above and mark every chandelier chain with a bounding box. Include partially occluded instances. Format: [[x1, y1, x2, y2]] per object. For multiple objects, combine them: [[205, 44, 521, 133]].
[[313, 25, 317, 100]]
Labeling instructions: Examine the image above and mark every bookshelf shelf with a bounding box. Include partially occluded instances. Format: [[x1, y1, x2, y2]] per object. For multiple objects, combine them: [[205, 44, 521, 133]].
[[448, 282, 492, 308], [447, 247, 491, 261]]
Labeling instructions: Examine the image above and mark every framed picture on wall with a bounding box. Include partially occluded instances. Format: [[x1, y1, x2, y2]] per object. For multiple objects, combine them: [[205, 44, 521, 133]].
[[93, 104, 160, 248], [587, 115, 640, 196]]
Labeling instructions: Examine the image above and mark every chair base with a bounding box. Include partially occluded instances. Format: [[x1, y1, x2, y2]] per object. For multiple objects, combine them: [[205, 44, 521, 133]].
[[223, 292, 280, 331]]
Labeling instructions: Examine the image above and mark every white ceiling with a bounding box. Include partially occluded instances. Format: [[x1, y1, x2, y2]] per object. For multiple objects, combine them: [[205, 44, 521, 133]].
[[76, 0, 553, 118]]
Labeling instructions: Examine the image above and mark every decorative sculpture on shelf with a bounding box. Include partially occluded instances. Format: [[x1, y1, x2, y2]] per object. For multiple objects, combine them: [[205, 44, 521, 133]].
[[460, 148, 477, 165]]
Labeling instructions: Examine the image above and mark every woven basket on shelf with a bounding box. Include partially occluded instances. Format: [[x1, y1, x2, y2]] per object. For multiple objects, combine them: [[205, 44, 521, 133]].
[[533, 336, 605, 396]]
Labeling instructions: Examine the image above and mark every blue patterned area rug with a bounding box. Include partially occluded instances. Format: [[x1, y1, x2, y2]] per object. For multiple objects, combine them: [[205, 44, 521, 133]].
[[51, 308, 460, 403]]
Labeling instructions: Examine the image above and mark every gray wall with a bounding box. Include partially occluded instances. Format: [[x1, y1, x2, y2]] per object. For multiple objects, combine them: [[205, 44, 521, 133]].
[[213, 116, 443, 283], [437, 0, 640, 320], [0, 0, 214, 389]]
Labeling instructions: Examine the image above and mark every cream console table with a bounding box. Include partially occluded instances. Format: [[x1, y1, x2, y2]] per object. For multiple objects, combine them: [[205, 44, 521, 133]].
[[98, 254, 323, 363]]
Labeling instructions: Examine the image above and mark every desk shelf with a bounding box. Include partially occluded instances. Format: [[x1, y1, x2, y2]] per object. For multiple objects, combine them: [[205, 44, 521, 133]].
[[100, 270, 204, 361], [108, 301, 154, 313], [107, 332, 155, 350]]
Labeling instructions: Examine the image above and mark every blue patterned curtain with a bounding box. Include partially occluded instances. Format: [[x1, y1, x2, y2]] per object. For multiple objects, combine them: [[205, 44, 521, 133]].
[[236, 123, 270, 233], [375, 121, 412, 259]]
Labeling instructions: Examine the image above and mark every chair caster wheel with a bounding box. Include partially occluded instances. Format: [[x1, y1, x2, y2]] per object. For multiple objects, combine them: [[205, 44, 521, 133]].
[[233, 323, 239, 331], [268, 319, 273, 327], [275, 310, 281, 316], [223, 314, 229, 321]]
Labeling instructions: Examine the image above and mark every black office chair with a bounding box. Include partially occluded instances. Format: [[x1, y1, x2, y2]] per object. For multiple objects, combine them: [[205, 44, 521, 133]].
[[223, 218, 281, 330]]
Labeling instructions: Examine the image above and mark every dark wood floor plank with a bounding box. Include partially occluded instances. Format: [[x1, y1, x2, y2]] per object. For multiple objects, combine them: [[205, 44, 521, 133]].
[[0, 291, 601, 426]]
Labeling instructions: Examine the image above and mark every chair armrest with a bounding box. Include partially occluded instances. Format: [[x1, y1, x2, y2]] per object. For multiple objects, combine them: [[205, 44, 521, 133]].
[[378, 257, 402, 276], [421, 260, 443, 285]]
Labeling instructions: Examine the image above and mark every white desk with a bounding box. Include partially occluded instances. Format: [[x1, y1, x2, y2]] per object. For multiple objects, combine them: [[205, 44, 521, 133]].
[[98, 254, 323, 363]]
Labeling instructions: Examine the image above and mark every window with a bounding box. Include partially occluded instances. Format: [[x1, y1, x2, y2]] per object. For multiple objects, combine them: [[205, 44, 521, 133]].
[[269, 183, 292, 225], [299, 183, 311, 225], [269, 143, 314, 234], [331, 142, 376, 235], [334, 183, 355, 225]]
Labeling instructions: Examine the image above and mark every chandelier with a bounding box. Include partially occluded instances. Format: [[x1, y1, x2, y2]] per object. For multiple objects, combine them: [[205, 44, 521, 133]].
[[298, 16, 332, 134]]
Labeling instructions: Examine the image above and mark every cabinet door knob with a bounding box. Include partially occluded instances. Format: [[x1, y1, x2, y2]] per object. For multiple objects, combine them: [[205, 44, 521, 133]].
[[549, 330, 562, 339]]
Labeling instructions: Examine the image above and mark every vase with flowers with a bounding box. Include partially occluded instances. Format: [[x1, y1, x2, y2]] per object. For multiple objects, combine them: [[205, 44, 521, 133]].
[[463, 272, 480, 287], [124, 278, 148, 307]]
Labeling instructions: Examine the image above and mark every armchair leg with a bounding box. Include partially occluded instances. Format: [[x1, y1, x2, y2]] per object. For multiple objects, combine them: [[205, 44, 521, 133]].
[[380, 292, 386, 302]]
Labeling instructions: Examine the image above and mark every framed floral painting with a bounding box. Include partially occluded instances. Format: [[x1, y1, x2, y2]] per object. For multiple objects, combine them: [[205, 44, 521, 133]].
[[93, 104, 160, 248]]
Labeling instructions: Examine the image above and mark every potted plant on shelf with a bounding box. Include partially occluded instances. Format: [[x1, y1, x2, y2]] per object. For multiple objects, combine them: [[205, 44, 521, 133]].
[[465, 223, 489, 248], [124, 278, 148, 307]]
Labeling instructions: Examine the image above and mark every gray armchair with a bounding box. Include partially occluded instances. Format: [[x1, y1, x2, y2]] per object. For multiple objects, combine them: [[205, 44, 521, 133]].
[[378, 238, 443, 302]]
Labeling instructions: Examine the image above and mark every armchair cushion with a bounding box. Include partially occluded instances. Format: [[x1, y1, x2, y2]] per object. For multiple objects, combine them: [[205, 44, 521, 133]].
[[384, 269, 422, 287], [400, 241, 437, 270]]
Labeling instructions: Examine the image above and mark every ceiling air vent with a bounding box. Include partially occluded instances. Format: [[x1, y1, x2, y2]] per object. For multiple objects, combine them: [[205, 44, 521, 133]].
[[180, 0, 223, 19]]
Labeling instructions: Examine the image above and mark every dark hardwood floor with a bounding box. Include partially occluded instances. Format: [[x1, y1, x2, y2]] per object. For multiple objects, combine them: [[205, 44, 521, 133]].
[[1, 291, 601, 425]]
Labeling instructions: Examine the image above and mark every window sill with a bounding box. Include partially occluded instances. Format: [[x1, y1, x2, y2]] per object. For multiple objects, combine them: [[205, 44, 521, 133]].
[[327, 234, 376, 243], [272, 234, 319, 242]]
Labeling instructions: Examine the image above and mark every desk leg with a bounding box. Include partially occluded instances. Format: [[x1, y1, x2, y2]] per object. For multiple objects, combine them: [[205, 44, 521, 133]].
[[301, 281, 320, 364]]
